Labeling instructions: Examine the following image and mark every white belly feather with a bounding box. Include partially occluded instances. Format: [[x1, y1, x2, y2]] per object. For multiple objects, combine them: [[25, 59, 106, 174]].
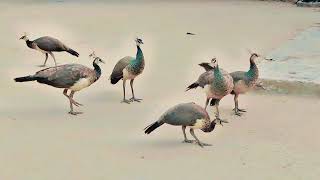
[[34, 44, 48, 54], [189, 119, 206, 129], [70, 78, 91, 91], [204, 85, 212, 97], [123, 68, 137, 80]]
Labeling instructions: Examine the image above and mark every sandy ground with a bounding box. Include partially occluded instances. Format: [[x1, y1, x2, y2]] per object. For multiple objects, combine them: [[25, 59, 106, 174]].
[[0, 1, 320, 179]]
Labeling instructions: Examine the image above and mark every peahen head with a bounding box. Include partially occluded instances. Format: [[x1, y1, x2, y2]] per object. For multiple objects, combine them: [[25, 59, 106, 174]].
[[202, 120, 216, 133], [249, 52, 273, 63], [210, 57, 217, 67], [89, 51, 105, 64], [135, 38, 144, 46], [251, 53, 259, 59], [89, 51, 97, 59], [19, 32, 29, 41], [211, 57, 219, 70]]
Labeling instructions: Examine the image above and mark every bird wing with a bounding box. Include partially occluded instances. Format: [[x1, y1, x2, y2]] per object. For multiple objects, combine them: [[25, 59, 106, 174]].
[[197, 71, 214, 87], [110, 56, 134, 79], [34, 64, 92, 88], [198, 63, 214, 71], [34, 36, 67, 51], [230, 71, 247, 83], [161, 102, 209, 126], [197, 68, 229, 88]]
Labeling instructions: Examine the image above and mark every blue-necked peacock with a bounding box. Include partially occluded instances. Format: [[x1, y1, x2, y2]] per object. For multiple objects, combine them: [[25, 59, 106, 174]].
[[110, 38, 145, 104], [186, 58, 233, 124], [230, 52, 272, 116]]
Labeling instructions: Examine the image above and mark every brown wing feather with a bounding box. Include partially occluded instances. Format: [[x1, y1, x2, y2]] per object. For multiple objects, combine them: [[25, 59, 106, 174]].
[[110, 56, 134, 80], [34, 36, 67, 52]]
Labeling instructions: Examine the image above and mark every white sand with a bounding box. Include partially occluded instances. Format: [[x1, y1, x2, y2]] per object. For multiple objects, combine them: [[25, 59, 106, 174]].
[[0, 1, 319, 179]]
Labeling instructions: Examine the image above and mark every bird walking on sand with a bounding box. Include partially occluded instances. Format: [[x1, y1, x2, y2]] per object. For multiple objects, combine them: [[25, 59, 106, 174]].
[[14, 51, 104, 115], [230, 52, 272, 116], [186, 58, 233, 124], [144, 102, 217, 148], [110, 38, 145, 104], [19, 33, 79, 67]]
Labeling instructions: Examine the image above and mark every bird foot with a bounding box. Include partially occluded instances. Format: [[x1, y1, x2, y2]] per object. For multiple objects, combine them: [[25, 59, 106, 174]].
[[71, 99, 83, 107], [198, 142, 212, 147], [68, 111, 83, 115], [121, 99, 131, 104], [235, 112, 243, 116], [182, 139, 195, 143], [130, 97, 142, 102], [196, 141, 212, 148], [233, 108, 246, 112], [214, 117, 228, 126]]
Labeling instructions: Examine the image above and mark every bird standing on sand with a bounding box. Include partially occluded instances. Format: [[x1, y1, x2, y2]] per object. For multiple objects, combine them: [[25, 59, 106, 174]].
[[229, 52, 272, 116], [144, 102, 217, 148], [19, 33, 79, 67], [186, 58, 233, 124], [110, 38, 145, 104], [14, 51, 104, 115]]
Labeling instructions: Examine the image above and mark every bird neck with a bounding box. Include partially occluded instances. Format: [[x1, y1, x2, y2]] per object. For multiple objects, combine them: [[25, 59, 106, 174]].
[[93, 60, 102, 79], [246, 58, 259, 80], [135, 45, 144, 62], [26, 39, 33, 49], [213, 66, 223, 81]]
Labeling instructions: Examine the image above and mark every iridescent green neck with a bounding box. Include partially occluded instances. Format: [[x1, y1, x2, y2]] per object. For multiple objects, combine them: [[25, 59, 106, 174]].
[[135, 45, 144, 62], [212, 66, 226, 90], [246, 59, 259, 79], [213, 66, 223, 80]]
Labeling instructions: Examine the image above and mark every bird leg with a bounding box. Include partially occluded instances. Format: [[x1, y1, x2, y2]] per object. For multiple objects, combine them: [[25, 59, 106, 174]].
[[129, 79, 142, 102], [204, 98, 209, 110], [63, 89, 69, 98], [182, 126, 195, 143], [214, 116, 229, 126], [48, 52, 57, 67], [215, 99, 220, 118], [64, 88, 82, 109], [39, 53, 48, 67], [68, 90, 83, 115], [190, 129, 211, 147], [214, 100, 228, 125], [121, 80, 131, 104], [233, 94, 245, 116]]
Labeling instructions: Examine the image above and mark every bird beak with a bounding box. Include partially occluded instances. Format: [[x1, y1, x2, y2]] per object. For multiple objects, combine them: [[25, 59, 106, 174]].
[[19, 37, 23, 40], [100, 60, 105, 64]]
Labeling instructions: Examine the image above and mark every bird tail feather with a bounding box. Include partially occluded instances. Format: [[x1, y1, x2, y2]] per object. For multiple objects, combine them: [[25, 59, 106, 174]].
[[14, 76, 36, 82], [110, 75, 122, 84], [67, 48, 79, 57], [186, 82, 199, 91], [210, 99, 217, 106], [144, 121, 164, 134]]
